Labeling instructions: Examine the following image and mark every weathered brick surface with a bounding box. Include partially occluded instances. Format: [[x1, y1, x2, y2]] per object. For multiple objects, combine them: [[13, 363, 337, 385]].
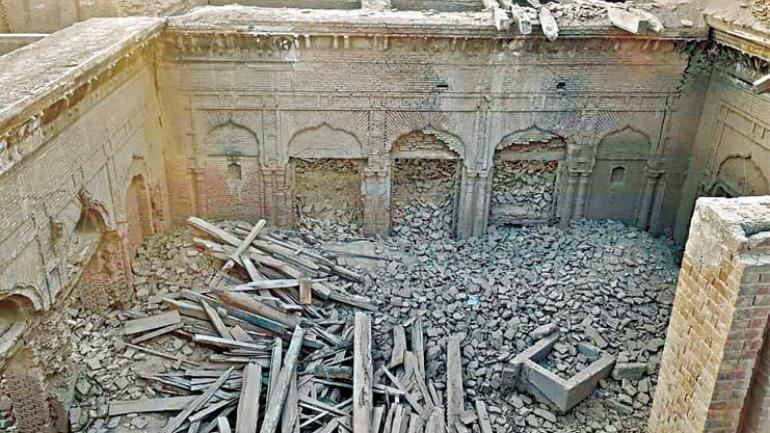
[[649, 197, 770, 433]]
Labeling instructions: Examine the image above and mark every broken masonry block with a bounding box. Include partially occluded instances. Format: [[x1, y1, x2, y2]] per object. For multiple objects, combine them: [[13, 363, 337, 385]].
[[504, 335, 615, 413], [538, 7, 559, 41], [611, 362, 647, 381]]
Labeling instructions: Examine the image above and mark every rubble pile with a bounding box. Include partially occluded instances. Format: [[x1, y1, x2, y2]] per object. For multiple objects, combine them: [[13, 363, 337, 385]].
[[58, 211, 678, 433], [323, 219, 679, 432], [490, 160, 557, 223], [292, 158, 364, 226], [392, 159, 460, 239]]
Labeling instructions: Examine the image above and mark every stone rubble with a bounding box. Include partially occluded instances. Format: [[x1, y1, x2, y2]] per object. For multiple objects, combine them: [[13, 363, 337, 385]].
[[11, 211, 679, 433]]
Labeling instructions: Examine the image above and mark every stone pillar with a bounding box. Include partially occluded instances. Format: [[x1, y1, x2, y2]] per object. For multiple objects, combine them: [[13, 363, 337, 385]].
[[456, 167, 491, 239], [572, 172, 591, 219], [362, 165, 389, 234], [637, 169, 663, 231], [559, 171, 579, 228], [262, 163, 290, 226], [649, 196, 770, 433]]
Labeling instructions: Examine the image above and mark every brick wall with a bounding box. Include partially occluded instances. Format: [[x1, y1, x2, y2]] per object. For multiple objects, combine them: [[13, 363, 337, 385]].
[[649, 196, 770, 433]]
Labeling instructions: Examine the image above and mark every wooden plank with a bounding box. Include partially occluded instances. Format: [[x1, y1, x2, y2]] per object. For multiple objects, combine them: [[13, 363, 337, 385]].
[[353, 313, 373, 433], [236, 363, 262, 433], [404, 352, 434, 409], [193, 335, 269, 352], [189, 398, 235, 423], [411, 320, 425, 377], [371, 406, 384, 433], [124, 311, 181, 336], [215, 291, 300, 328], [231, 325, 254, 343], [753, 74, 770, 94], [446, 334, 464, 433], [425, 408, 446, 433], [474, 401, 492, 433], [241, 254, 267, 282], [281, 365, 299, 433], [389, 326, 406, 368], [259, 326, 305, 433], [218, 417, 233, 433], [161, 367, 233, 433], [201, 299, 234, 340], [299, 277, 313, 305], [267, 338, 283, 397], [108, 396, 197, 416], [390, 405, 405, 433], [406, 412, 423, 433], [201, 406, 236, 433], [381, 367, 424, 417], [130, 322, 183, 345], [229, 279, 302, 292], [124, 343, 200, 367]]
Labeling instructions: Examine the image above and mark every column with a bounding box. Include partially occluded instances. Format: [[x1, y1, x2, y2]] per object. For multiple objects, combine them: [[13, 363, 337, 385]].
[[572, 172, 591, 219], [649, 197, 770, 433], [637, 169, 662, 231], [559, 171, 579, 228], [362, 165, 390, 234], [455, 167, 492, 239]]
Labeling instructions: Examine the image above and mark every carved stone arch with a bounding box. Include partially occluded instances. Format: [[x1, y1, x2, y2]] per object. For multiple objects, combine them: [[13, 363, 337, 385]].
[[288, 123, 363, 159], [595, 126, 654, 160], [711, 155, 770, 197], [206, 121, 260, 157], [385, 112, 467, 161], [77, 189, 113, 232]]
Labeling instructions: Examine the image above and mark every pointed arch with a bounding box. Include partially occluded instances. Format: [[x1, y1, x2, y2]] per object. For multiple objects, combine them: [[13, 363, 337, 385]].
[[206, 121, 260, 157], [712, 156, 770, 197], [596, 126, 653, 160], [288, 123, 363, 159], [391, 128, 463, 160]]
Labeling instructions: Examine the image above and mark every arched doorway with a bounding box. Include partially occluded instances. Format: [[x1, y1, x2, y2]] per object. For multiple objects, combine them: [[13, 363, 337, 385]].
[[390, 130, 462, 235], [491, 129, 566, 225]]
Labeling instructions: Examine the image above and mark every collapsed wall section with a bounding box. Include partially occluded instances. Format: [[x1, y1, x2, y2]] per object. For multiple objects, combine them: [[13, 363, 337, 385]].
[[0, 17, 168, 321]]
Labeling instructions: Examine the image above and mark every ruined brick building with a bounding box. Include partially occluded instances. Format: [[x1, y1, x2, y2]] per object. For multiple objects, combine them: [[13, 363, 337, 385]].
[[0, 0, 769, 432]]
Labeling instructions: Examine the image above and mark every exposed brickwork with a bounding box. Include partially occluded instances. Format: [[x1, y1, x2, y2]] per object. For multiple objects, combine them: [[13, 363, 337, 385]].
[[650, 197, 770, 433]]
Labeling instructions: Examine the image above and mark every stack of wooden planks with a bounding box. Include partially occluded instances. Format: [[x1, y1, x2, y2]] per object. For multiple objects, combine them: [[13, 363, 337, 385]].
[[108, 217, 494, 433], [109, 217, 381, 433]]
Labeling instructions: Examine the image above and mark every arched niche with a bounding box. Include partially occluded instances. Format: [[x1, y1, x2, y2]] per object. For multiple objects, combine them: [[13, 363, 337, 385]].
[[586, 126, 654, 222], [595, 127, 653, 161], [491, 127, 566, 225], [0, 288, 44, 319], [288, 123, 363, 159], [206, 122, 260, 157], [287, 123, 365, 226], [125, 175, 154, 256], [390, 130, 463, 236], [711, 156, 770, 197]]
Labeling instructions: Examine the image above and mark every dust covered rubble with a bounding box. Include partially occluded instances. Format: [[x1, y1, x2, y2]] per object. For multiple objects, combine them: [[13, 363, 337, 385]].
[[316, 219, 679, 432], [60, 216, 678, 433]]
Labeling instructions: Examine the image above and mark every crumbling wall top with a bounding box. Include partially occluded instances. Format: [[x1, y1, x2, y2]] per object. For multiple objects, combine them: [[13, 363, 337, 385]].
[[0, 17, 165, 137]]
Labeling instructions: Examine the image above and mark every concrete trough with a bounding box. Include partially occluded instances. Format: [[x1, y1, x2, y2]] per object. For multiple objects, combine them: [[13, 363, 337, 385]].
[[505, 335, 616, 413]]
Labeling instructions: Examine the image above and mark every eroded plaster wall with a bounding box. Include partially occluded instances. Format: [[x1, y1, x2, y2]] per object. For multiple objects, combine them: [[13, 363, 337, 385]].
[[675, 54, 770, 242], [156, 20, 695, 238], [0, 18, 169, 315]]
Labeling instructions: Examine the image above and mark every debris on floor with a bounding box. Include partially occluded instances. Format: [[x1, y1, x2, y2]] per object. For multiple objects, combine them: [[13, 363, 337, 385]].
[[52, 215, 679, 433]]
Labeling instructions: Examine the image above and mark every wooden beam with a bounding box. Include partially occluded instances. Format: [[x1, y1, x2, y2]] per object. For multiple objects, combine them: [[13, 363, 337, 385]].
[[446, 334, 464, 433], [411, 320, 425, 377], [200, 298, 234, 340], [237, 363, 262, 433], [124, 311, 180, 336], [259, 326, 305, 433], [218, 416, 233, 433], [353, 313, 373, 433], [161, 367, 233, 433], [475, 401, 493, 433], [389, 325, 406, 368]]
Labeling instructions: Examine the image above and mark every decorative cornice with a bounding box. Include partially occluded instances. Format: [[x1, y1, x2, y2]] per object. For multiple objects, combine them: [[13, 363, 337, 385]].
[[707, 14, 770, 61]]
